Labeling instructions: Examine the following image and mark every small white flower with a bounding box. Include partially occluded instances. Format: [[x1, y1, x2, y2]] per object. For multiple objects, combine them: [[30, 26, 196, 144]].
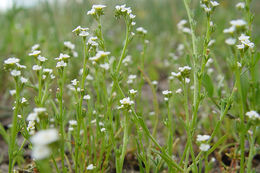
[[177, 20, 187, 30], [225, 38, 236, 45], [210, 1, 219, 7], [31, 129, 59, 146], [16, 63, 27, 69], [182, 27, 191, 34], [100, 63, 109, 70], [246, 111, 260, 120], [208, 40, 215, 47], [86, 164, 95, 170], [185, 78, 190, 84], [71, 79, 78, 86], [136, 27, 147, 35], [236, 2, 245, 9], [64, 41, 75, 50], [129, 89, 137, 94], [89, 51, 110, 62], [176, 88, 182, 94], [21, 97, 27, 103], [56, 61, 67, 68], [4, 57, 20, 65], [34, 107, 46, 114], [32, 145, 51, 160], [55, 53, 70, 61], [31, 44, 40, 51], [199, 144, 210, 151], [223, 26, 236, 34], [101, 128, 106, 132], [27, 112, 39, 122], [9, 90, 16, 96], [162, 90, 172, 95], [29, 50, 41, 57], [230, 19, 247, 27], [32, 65, 42, 71], [37, 55, 47, 62], [236, 44, 245, 50], [79, 30, 89, 37], [20, 77, 28, 83], [119, 97, 134, 109], [83, 95, 91, 100], [171, 72, 181, 78], [197, 135, 210, 142], [69, 120, 77, 126], [43, 68, 53, 74], [128, 75, 137, 80], [152, 80, 158, 86], [10, 70, 21, 77]]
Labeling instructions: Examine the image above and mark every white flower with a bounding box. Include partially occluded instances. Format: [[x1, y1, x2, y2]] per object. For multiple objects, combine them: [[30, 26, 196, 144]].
[[236, 2, 245, 9], [182, 27, 191, 34], [136, 27, 147, 35], [208, 40, 215, 47], [128, 75, 137, 80], [87, 4, 106, 15], [64, 41, 75, 50], [129, 89, 137, 94], [10, 70, 21, 77], [31, 44, 40, 51], [236, 44, 245, 49], [86, 74, 94, 80], [4, 57, 20, 65], [177, 20, 187, 30], [33, 107, 46, 114], [21, 77, 28, 83], [196, 135, 210, 142], [152, 80, 158, 85], [238, 34, 254, 48], [87, 37, 98, 47], [31, 129, 59, 146], [162, 90, 172, 95], [69, 120, 77, 126], [199, 144, 210, 151], [37, 55, 47, 62], [101, 128, 106, 132], [16, 63, 27, 69], [230, 19, 247, 27], [119, 97, 134, 109], [86, 164, 95, 170], [225, 38, 236, 45], [21, 97, 27, 103], [210, 1, 219, 7], [171, 72, 181, 78], [79, 30, 89, 37], [29, 50, 41, 57], [223, 26, 236, 34], [100, 63, 109, 70], [32, 65, 42, 71], [185, 78, 190, 84], [56, 61, 67, 68], [179, 66, 191, 72], [246, 111, 260, 120], [43, 68, 53, 74], [9, 90, 16, 96], [89, 51, 110, 62], [71, 79, 78, 86], [55, 53, 70, 61], [176, 88, 182, 94], [27, 112, 39, 122], [83, 95, 91, 100], [32, 145, 51, 160], [122, 55, 132, 66]]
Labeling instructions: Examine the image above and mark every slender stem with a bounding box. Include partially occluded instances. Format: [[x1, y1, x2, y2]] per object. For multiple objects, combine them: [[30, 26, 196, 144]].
[[9, 79, 20, 173]]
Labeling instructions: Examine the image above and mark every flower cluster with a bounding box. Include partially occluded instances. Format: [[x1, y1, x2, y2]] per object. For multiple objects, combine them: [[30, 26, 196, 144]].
[[245, 111, 260, 120], [87, 4, 106, 19], [72, 26, 89, 38], [118, 97, 134, 110], [196, 134, 211, 152], [26, 107, 47, 135], [171, 66, 192, 82], [89, 50, 110, 64], [236, 34, 254, 50], [162, 90, 172, 101], [115, 4, 136, 26], [200, 0, 219, 14], [177, 19, 191, 34]]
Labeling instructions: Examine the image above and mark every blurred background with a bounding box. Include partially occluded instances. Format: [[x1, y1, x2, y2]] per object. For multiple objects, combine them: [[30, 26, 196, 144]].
[[0, 0, 260, 101]]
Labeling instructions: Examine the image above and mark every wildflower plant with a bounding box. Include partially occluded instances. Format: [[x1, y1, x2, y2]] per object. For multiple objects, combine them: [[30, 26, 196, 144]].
[[1, 1, 260, 173]]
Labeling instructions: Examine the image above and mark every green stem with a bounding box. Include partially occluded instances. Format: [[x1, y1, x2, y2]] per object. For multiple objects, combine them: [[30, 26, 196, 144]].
[[9, 79, 20, 173]]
